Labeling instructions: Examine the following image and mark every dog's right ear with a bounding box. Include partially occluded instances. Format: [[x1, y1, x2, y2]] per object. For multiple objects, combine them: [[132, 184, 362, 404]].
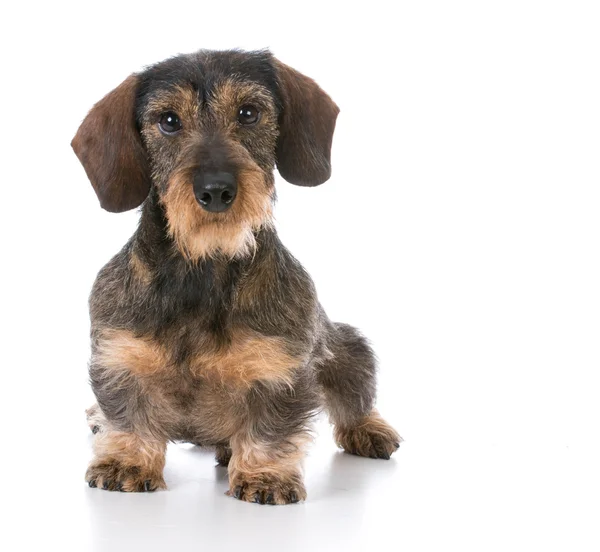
[[71, 75, 151, 213]]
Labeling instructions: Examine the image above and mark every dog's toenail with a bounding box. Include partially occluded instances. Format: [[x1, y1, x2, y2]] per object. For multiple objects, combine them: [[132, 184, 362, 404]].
[[88, 479, 97, 488], [289, 491, 298, 503], [143, 480, 151, 492]]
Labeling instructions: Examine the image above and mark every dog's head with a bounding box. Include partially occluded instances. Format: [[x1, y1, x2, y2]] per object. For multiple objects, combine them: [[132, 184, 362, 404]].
[[72, 50, 339, 260]]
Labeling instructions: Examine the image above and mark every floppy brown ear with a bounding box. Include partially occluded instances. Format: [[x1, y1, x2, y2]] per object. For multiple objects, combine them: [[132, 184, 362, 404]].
[[274, 60, 340, 186], [71, 75, 150, 213]]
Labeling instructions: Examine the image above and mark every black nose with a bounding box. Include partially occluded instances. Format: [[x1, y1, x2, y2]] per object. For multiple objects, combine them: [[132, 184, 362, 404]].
[[193, 171, 237, 212]]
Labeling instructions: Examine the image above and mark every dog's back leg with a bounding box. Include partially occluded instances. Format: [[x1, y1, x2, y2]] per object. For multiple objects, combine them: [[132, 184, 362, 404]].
[[317, 322, 402, 459]]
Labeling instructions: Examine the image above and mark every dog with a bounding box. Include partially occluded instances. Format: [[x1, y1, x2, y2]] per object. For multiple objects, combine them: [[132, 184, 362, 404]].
[[72, 49, 401, 504]]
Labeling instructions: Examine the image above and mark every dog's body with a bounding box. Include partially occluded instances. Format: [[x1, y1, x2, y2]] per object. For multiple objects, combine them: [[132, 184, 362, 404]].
[[73, 49, 400, 504]]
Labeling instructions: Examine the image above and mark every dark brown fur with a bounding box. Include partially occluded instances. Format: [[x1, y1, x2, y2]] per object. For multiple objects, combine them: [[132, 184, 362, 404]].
[[73, 49, 401, 503], [71, 75, 151, 213]]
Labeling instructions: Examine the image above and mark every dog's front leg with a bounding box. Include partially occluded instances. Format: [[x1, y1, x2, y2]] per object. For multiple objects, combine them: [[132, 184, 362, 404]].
[[86, 430, 167, 492], [227, 430, 310, 505]]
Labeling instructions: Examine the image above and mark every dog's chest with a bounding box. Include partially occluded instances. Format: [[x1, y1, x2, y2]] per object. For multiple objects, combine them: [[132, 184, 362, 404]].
[[95, 324, 301, 439]]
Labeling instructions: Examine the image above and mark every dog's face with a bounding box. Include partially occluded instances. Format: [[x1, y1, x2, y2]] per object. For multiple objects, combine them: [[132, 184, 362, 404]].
[[72, 50, 339, 260]]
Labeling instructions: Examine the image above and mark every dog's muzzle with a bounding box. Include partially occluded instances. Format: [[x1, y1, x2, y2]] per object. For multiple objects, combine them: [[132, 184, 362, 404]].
[[193, 171, 237, 213]]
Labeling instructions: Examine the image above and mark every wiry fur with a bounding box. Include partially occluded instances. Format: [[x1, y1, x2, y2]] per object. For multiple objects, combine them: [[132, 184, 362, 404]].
[[72, 49, 400, 504]]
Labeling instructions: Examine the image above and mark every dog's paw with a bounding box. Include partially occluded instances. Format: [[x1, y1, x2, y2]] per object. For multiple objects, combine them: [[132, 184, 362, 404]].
[[227, 471, 306, 505], [335, 410, 402, 459], [215, 444, 232, 467], [85, 403, 106, 435], [86, 460, 166, 492]]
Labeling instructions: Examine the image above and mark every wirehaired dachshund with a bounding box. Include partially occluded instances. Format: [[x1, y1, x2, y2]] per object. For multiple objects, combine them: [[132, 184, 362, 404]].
[[72, 49, 401, 504]]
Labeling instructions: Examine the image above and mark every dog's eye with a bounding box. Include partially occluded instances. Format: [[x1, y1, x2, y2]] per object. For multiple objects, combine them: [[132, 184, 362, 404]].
[[237, 105, 260, 125], [158, 112, 182, 134]]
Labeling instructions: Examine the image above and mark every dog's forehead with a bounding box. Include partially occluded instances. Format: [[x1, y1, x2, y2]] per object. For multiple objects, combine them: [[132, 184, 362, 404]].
[[137, 50, 281, 109]]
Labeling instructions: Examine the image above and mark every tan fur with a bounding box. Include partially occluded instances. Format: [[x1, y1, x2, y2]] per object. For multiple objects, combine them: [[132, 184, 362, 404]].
[[210, 79, 278, 129], [189, 330, 302, 387], [86, 430, 167, 492], [227, 431, 310, 504], [95, 328, 301, 387], [230, 431, 309, 478], [160, 162, 273, 261], [95, 329, 170, 376], [90, 328, 302, 449], [184, 383, 245, 443], [93, 430, 166, 470], [334, 409, 402, 459], [144, 85, 200, 128], [129, 251, 152, 285]]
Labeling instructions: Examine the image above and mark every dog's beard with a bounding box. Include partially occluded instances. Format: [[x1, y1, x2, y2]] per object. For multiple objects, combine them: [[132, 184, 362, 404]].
[[160, 168, 273, 261]]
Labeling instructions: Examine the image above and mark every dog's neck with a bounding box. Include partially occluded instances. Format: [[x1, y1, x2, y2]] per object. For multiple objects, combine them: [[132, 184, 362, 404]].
[[126, 190, 245, 335]]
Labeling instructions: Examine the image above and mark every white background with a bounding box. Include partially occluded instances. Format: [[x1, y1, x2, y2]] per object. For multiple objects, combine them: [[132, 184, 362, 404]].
[[1, 1, 599, 550]]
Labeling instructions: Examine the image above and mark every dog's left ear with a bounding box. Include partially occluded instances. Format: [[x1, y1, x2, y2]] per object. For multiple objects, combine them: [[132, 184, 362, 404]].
[[71, 75, 151, 213], [274, 60, 340, 187]]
